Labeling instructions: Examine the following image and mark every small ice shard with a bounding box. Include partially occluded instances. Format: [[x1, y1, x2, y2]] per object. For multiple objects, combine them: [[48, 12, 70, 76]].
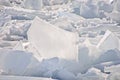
[[27, 17, 78, 60], [97, 30, 120, 51], [13, 41, 24, 51], [24, 0, 43, 10]]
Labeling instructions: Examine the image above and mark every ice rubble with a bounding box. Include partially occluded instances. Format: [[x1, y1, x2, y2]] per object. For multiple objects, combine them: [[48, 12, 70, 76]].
[[0, 0, 120, 80], [27, 16, 78, 60]]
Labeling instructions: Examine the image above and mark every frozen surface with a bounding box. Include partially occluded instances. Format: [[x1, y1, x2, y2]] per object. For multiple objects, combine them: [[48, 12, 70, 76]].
[[0, 0, 120, 80]]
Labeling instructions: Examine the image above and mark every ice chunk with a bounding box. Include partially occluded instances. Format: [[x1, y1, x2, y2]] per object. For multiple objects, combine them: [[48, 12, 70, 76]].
[[50, 12, 85, 32], [24, 0, 43, 10], [107, 72, 120, 80], [13, 41, 24, 51], [26, 42, 42, 61], [77, 68, 107, 80], [106, 11, 120, 24], [78, 39, 101, 72], [0, 49, 38, 75], [80, 1, 99, 18], [94, 60, 120, 72], [52, 69, 76, 80], [97, 30, 120, 51], [27, 17, 78, 60], [98, 1, 113, 13], [96, 49, 120, 64], [24, 57, 62, 76], [113, 0, 120, 12], [104, 64, 120, 73], [24, 57, 81, 77]]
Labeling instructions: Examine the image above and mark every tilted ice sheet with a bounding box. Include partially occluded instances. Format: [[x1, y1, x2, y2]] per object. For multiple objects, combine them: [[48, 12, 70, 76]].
[[27, 17, 78, 60], [13, 41, 24, 51], [97, 30, 120, 51]]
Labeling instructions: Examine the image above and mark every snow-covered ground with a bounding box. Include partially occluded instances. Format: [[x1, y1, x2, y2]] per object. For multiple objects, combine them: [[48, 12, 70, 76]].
[[0, 0, 120, 80]]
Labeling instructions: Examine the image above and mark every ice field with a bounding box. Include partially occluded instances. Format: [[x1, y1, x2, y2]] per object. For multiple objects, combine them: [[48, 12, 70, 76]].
[[0, 0, 120, 80]]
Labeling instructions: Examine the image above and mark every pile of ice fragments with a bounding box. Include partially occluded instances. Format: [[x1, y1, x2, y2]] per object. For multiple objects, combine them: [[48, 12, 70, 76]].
[[0, 0, 120, 80]]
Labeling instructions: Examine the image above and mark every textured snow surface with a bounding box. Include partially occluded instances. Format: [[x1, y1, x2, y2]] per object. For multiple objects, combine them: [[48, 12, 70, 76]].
[[0, 0, 120, 80]]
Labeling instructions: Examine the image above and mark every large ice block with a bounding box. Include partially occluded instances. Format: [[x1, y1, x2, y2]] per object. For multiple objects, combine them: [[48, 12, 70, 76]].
[[27, 17, 78, 60]]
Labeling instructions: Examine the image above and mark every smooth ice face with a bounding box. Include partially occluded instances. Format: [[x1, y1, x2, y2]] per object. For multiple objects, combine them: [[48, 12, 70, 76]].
[[97, 30, 120, 51], [27, 17, 78, 60], [0, 49, 38, 75]]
